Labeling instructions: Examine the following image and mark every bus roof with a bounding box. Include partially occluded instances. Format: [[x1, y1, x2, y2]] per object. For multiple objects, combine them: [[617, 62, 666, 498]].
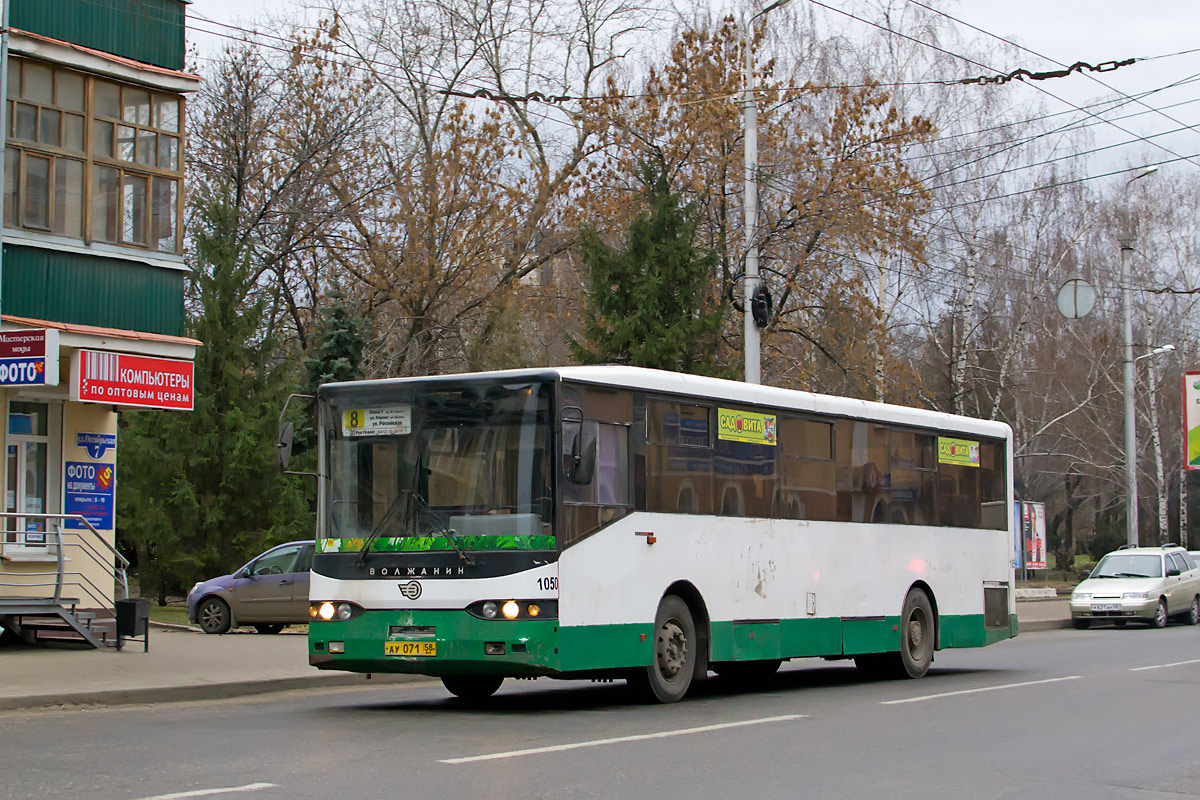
[[322, 365, 1012, 441]]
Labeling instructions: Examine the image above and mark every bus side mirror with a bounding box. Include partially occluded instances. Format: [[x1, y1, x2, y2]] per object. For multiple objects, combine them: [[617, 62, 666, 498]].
[[276, 421, 294, 471], [569, 432, 597, 485]]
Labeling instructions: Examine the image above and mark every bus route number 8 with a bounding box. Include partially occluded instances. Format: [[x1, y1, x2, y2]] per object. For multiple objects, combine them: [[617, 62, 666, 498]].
[[345, 410, 364, 430]]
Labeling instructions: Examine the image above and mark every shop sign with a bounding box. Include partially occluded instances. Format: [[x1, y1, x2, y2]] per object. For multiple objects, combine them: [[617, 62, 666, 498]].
[[0, 329, 59, 386], [717, 408, 777, 445], [63, 461, 115, 530], [70, 350, 194, 410]]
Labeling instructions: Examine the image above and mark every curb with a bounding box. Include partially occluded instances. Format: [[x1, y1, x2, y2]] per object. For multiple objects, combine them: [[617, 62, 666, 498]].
[[1019, 619, 1073, 632], [0, 672, 436, 713]]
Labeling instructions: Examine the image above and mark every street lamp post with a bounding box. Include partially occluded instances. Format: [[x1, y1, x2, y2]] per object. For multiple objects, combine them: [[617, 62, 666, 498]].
[[1120, 165, 1159, 546], [743, 0, 790, 385]]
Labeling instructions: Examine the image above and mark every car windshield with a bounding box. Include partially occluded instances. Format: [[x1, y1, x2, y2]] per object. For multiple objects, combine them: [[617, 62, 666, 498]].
[[1091, 553, 1162, 579], [321, 380, 554, 553]]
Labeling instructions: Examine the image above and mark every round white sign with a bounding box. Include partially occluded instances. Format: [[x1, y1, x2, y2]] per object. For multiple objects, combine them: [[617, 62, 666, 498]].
[[1056, 278, 1096, 319]]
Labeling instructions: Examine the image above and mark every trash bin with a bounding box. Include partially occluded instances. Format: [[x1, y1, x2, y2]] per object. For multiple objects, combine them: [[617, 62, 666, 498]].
[[115, 597, 150, 651]]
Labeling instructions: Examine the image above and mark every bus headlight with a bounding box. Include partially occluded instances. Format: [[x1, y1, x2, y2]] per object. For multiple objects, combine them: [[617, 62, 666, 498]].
[[311, 601, 364, 621], [467, 599, 558, 621]]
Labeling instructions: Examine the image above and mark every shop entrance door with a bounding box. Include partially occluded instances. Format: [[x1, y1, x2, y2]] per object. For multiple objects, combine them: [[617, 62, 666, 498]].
[[5, 401, 56, 548]]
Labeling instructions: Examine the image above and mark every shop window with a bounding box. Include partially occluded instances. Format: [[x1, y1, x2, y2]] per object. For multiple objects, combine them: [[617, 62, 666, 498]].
[[4, 58, 183, 253]]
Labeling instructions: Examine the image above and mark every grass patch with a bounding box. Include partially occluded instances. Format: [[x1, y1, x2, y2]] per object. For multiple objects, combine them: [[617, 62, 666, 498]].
[[149, 604, 193, 627]]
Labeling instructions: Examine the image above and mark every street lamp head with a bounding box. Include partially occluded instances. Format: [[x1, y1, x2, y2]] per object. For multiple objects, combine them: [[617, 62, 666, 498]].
[[751, 0, 792, 22], [1151, 343, 1175, 355], [1126, 165, 1159, 186]]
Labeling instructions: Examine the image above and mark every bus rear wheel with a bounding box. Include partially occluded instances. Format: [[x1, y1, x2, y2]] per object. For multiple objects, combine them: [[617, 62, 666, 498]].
[[629, 595, 696, 703], [856, 589, 935, 679], [896, 588, 935, 678], [442, 675, 504, 701]]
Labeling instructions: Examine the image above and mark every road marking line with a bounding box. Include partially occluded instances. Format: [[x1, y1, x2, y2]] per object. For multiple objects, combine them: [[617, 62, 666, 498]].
[[131, 783, 279, 800], [1129, 658, 1200, 672], [440, 714, 809, 764], [881, 676, 1082, 705]]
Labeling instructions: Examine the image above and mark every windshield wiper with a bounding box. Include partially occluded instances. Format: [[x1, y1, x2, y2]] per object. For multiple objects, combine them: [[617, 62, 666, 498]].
[[355, 490, 411, 567], [410, 492, 477, 567]]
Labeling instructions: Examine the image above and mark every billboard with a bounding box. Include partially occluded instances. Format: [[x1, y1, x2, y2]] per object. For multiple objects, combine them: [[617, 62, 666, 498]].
[[1185, 371, 1200, 470], [1016, 500, 1047, 570]]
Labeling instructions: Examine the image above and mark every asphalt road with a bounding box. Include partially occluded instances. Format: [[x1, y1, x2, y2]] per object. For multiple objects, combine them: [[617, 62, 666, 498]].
[[3, 625, 1199, 800]]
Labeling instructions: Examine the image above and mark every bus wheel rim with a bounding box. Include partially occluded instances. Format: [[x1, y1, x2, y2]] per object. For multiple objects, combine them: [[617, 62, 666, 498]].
[[657, 619, 687, 680]]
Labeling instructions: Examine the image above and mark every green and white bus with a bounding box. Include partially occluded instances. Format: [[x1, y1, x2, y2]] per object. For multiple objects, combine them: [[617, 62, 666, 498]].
[[306, 366, 1016, 702]]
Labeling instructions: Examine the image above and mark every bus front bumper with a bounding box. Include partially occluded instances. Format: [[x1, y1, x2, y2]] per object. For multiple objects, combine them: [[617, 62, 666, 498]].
[[309, 609, 560, 677]]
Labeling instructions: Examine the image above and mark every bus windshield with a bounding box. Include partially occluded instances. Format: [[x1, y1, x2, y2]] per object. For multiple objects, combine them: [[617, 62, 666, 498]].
[[321, 380, 554, 553]]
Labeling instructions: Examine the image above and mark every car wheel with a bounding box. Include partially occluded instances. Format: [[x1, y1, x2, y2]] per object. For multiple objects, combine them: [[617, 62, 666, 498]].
[[441, 675, 504, 700], [254, 624, 284, 635], [1186, 596, 1200, 626], [628, 595, 697, 703], [1072, 618, 1089, 630], [197, 597, 231, 634], [1150, 599, 1168, 629]]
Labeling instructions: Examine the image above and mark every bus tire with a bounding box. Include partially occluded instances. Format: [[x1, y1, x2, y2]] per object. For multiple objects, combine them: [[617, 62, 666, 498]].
[[442, 675, 504, 700], [896, 588, 935, 678], [629, 595, 696, 703]]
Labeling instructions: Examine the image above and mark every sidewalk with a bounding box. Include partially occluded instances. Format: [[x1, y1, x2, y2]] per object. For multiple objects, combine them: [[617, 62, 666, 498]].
[[0, 600, 1071, 712]]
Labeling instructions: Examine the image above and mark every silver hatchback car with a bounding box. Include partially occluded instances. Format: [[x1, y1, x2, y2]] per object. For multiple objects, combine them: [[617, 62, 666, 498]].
[[1070, 545, 1200, 629]]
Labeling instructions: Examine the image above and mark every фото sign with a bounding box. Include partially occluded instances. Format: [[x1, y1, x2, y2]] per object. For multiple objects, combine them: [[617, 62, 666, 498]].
[[1185, 371, 1200, 471], [71, 350, 194, 410], [63, 461, 115, 530], [0, 329, 59, 386]]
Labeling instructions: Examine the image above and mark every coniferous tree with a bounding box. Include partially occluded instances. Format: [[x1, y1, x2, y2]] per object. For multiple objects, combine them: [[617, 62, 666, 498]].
[[569, 163, 724, 375], [117, 199, 312, 600]]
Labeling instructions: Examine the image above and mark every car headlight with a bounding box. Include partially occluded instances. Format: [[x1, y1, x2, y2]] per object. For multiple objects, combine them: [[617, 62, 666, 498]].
[[1123, 591, 1150, 600], [189, 582, 202, 596], [1072, 592, 1090, 601]]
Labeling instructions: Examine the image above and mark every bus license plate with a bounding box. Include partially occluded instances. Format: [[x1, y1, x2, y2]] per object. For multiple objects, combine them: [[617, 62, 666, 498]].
[[1091, 603, 1120, 612], [385, 641, 436, 657]]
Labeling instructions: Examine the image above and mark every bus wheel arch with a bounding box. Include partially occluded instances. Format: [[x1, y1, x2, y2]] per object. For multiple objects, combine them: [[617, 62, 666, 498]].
[[663, 580, 710, 680]]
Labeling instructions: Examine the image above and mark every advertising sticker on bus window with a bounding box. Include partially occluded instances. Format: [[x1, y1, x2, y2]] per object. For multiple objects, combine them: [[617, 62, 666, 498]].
[[717, 408, 777, 445], [937, 437, 980, 467], [342, 406, 412, 437]]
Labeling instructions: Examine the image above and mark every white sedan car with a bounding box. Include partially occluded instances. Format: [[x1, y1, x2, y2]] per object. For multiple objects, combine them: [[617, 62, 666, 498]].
[[1069, 546, 1200, 629]]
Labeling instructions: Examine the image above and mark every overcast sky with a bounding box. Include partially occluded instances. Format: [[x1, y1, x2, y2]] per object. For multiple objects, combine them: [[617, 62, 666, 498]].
[[187, 0, 1200, 176]]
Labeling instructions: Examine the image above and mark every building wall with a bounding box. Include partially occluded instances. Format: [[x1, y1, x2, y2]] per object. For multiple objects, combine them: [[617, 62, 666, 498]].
[[0, 396, 119, 608], [2, 245, 186, 337], [12, 0, 187, 70]]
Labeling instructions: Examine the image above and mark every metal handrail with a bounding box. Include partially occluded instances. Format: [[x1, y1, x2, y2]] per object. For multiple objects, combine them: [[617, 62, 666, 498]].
[[0, 512, 130, 602]]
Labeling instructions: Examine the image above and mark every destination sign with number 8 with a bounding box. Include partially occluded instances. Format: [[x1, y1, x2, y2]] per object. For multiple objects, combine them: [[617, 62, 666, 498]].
[[342, 406, 412, 437], [384, 641, 436, 657]]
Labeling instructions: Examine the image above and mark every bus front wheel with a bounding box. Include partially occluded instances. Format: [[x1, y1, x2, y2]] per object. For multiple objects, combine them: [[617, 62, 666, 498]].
[[629, 595, 696, 703], [442, 675, 504, 701]]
